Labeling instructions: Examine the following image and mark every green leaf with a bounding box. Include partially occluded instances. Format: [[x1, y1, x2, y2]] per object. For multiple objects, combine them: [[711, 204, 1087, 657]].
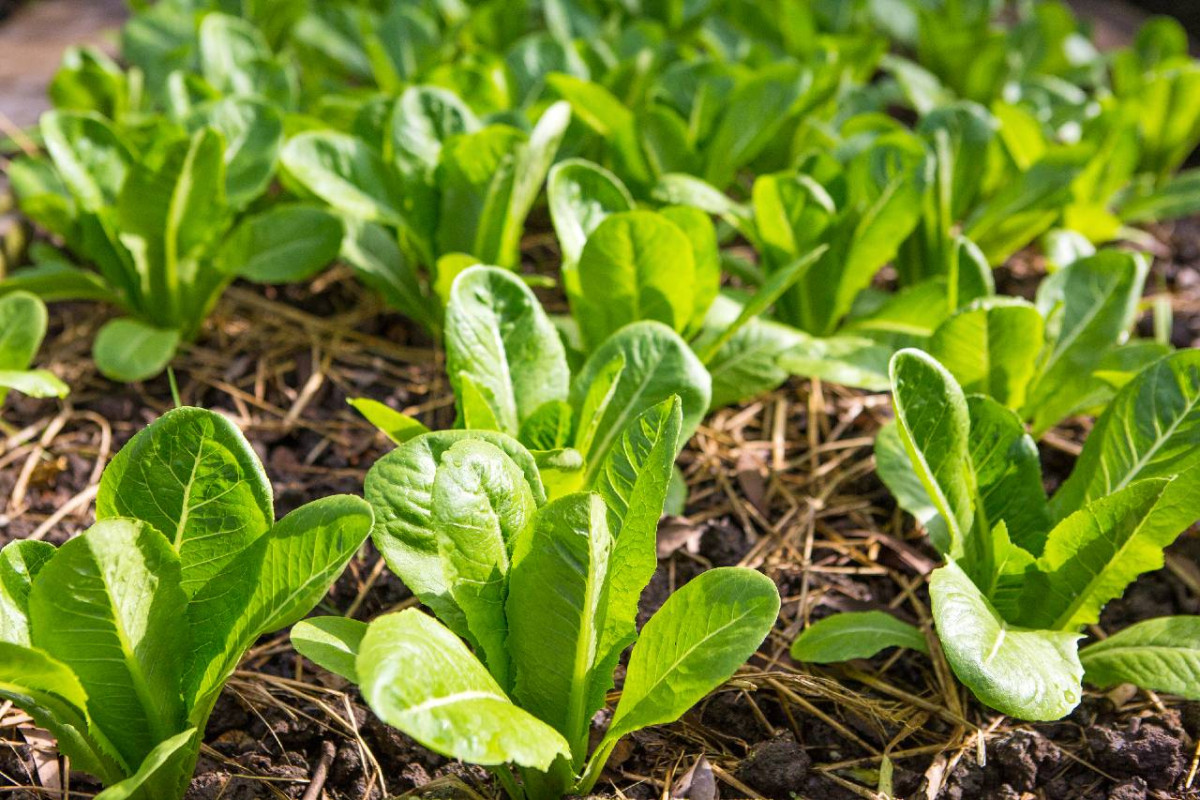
[[292, 617, 367, 683], [282, 132, 406, 226], [96, 406, 274, 597], [703, 311, 811, 408], [508, 493, 612, 758], [889, 349, 973, 558], [1024, 250, 1148, 437], [548, 158, 634, 269], [92, 318, 181, 383], [340, 219, 433, 330], [0, 370, 70, 400], [445, 266, 570, 437], [41, 111, 131, 211], [29, 519, 188, 769], [0, 291, 49, 377], [0, 541, 56, 646], [430, 439, 538, 687], [0, 642, 123, 783], [390, 86, 480, 175], [1080, 616, 1200, 699], [569, 321, 710, 483], [497, 101, 571, 267], [777, 333, 894, 393], [0, 261, 117, 305], [572, 211, 696, 351], [588, 398, 682, 726], [435, 124, 524, 266], [1020, 480, 1173, 631], [366, 431, 544, 637], [356, 609, 571, 770], [94, 728, 197, 800], [930, 560, 1083, 721], [1052, 350, 1200, 529], [659, 205, 720, 337], [188, 97, 283, 210], [183, 495, 373, 721], [228, 204, 343, 283], [875, 422, 950, 550], [348, 398, 430, 444], [605, 567, 778, 742], [518, 400, 574, 451], [791, 611, 928, 663], [929, 298, 1045, 410]]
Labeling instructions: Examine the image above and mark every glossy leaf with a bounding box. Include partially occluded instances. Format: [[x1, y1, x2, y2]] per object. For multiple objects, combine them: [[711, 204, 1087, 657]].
[[790, 611, 928, 663], [92, 318, 180, 383], [929, 298, 1044, 409], [348, 398, 430, 444], [1080, 616, 1200, 699], [228, 205, 343, 283], [292, 617, 367, 683]]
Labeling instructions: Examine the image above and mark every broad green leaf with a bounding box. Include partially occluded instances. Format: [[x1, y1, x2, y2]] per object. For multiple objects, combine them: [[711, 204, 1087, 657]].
[[704, 311, 811, 408], [430, 440, 538, 687], [518, 400, 574, 451], [340, 219, 433, 330], [1024, 250, 1148, 437], [348, 398, 430, 444], [496, 101, 571, 267], [29, 520, 187, 769], [94, 728, 197, 800], [569, 321, 710, 483], [116, 127, 229, 332], [605, 567, 778, 742], [589, 398, 682, 722], [929, 298, 1045, 410], [931, 560, 1083, 721], [778, 334, 894, 392], [548, 158, 634, 269], [435, 124, 524, 265], [97, 406, 274, 596], [874, 422, 950, 551], [459, 373, 503, 430], [0, 261, 117, 305], [573, 211, 696, 351], [508, 493, 612, 757], [1080, 616, 1200, 699], [93, 318, 180, 384], [366, 431, 544, 636], [965, 396, 1052, 558], [791, 611, 929, 663], [1052, 350, 1200, 529], [445, 266, 570, 436], [0, 370, 70, 400], [357, 609, 571, 769], [292, 617, 368, 683], [183, 495, 372, 720], [889, 350, 972, 558], [0, 292, 49, 399], [390, 86, 480, 175], [198, 13, 294, 106], [228, 205, 343, 283], [41, 111, 131, 211], [0, 541, 56, 646], [188, 97, 283, 210], [8, 156, 77, 243], [1020, 480, 1172, 631], [0, 642, 122, 783], [659, 205, 720, 336], [282, 132, 406, 226]]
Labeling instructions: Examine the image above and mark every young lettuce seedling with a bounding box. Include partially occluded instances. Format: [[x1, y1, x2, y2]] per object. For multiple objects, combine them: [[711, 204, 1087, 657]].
[[0, 292, 69, 406], [295, 418, 778, 799], [354, 265, 712, 501], [793, 349, 1200, 721], [0, 407, 373, 798]]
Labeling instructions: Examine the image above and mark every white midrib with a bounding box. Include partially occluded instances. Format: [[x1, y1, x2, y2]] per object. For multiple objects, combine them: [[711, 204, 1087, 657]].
[[1110, 390, 1200, 494], [401, 689, 504, 716], [172, 441, 204, 552]]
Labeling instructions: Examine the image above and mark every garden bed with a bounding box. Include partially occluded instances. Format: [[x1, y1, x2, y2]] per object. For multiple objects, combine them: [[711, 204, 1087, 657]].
[[3, 1, 1200, 799], [2, 220, 1199, 799]]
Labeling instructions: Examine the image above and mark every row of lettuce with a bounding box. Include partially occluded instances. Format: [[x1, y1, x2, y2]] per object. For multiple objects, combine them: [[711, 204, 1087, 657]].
[[1, 1, 1200, 797]]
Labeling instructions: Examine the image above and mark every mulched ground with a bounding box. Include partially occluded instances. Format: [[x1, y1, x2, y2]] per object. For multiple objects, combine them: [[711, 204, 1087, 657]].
[[1, 210, 1199, 799]]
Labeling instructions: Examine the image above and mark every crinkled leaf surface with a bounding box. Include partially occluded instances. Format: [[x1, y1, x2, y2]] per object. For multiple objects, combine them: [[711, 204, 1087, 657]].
[[96, 406, 274, 596], [0, 540, 56, 646]]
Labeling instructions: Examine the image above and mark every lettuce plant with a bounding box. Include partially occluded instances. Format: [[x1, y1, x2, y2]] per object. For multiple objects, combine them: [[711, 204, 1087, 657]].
[[0, 407, 373, 798], [295, 423, 778, 798], [794, 348, 1200, 720], [354, 265, 712, 500], [0, 292, 68, 405], [3, 106, 337, 382], [280, 93, 571, 331], [925, 249, 1155, 437]]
